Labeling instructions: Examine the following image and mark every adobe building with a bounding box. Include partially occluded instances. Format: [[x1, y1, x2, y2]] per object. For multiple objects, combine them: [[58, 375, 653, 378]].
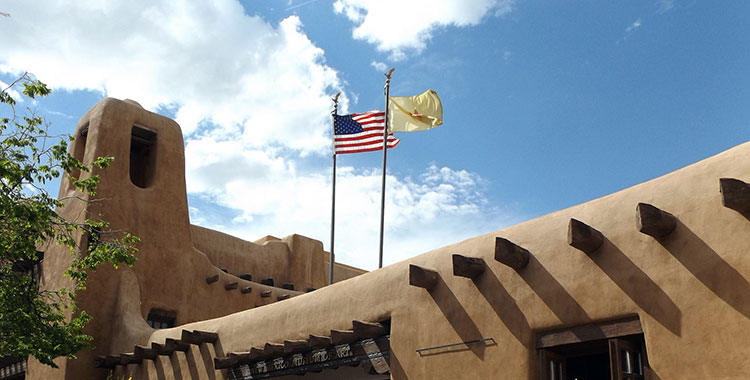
[[8, 97, 750, 379]]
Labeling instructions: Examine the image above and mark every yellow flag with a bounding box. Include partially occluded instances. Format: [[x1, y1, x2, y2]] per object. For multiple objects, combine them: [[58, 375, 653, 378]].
[[387, 89, 443, 132]]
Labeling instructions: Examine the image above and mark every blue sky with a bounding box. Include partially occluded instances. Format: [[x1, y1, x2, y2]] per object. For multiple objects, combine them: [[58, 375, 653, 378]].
[[1, 0, 748, 270]]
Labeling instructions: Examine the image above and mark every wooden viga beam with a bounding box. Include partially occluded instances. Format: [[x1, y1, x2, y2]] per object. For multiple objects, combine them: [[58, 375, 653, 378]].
[[568, 218, 604, 255], [213, 356, 238, 369], [720, 178, 750, 214], [94, 355, 119, 369], [308, 334, 332, 349], [330, 329, 358, 345], [134, 345, 158, 360], [636, 203, 676, 238], [353, 320, 387, 339], [164, 338, 190, 354], [494, 237, 531, 270], [284, 339, 309, 354], [452, 254, 486, 279], [408, 264, 439, 290], [181, 330, 219, 345]]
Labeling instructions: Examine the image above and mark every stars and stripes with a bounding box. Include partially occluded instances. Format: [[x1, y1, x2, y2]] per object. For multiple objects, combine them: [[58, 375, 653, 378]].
[[334, 111, 400, 154]]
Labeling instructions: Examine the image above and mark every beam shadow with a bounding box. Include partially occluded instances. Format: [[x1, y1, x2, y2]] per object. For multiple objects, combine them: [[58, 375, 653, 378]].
[[590, 238, 682, 336], [659, 220, 750, 319], [389, 351, 410, 380], [473, 267, 533, 349], [519, 255, 592, 326], [429, 276, 486, 359], [169, 353, 184, 380], [154, 356, 167, 380]]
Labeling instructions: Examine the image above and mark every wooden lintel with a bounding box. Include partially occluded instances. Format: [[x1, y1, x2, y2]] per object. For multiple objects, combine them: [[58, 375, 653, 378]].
[[205, 274, 219, 284], [282, 282, 295, 290], [452, 254, 486, 279], [261, 277, 275, 286], [720, 178, 750, 214], [537, 316, 643, 348], [568, 218, 604, 254], [134, 345, 158, 360], [353, 320, 386, 338], [494, 237, 531, 270], [213, 356, 238, 369], [238, 273, 252, 281], [277, 294, 290, 301], [308, 334, 332, 349], [260, 290, 272, 298], [330, 329, 357, 345], [241, 286, 252, 294], [284, 339, 309, 353], [224, 282, 238, 290], [165, 338, 190, 353], [408, 264, 439, 290], [181, 330, 219, 345], [636, 203, 676, 238]]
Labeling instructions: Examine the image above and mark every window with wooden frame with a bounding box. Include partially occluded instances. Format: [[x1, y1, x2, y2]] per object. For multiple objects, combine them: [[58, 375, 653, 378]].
[[146, 308, 176, 329], [537, 316, 648, 380]]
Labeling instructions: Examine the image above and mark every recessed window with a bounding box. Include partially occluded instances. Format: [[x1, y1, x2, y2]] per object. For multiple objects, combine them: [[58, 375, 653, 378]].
[[129, 125, 157, 188], [146, 308, 176, 329]]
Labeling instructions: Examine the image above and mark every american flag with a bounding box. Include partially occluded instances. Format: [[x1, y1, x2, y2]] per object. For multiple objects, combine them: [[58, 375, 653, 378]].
[[334, 111, 400, 154]]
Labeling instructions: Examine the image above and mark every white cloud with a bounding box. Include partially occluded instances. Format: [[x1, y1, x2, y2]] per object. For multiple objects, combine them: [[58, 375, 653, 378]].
[[185, 139, 513, 269], [626, 18, 642, 33], [370, 61, 388, 72], [0, 0, 514, 270], [655, 0, 675, 14], [333, 0, 515, 60], [0, 0, 343, 154]]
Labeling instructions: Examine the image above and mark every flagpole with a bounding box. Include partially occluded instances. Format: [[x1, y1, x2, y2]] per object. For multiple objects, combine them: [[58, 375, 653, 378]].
[[378, 68, 395, 269], [329, 92, 340, 285]]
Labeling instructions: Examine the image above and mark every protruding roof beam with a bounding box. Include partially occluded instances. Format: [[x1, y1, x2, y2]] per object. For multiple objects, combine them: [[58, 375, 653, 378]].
[[119, 353, 138, 365], [181, 330, 218, 345], [164, 338, 190, 353], [94, 355, 119, 368], [281, 282, 295, 290], [568, 218, 604, 254], [261, 277, 275, 286], [264, 342, 285, 356], [409, 264, 438, 290], [241, 286, 252, 294], [720, 178, 750, 214], [260, 290, 272, 298], [134, 345, 158, 360], [277, 294, 290, 301], [224, 282, 238, 290], [205, 274, 219, 284], [636, 203, 676, 238], [452, 254, 486, 279], [238, 273, 252, 281], [229, 351, 252, 365], [330, 329, 357, 345], [284, 339, 309, 354], [353, 320, 387, 339], [213, 356, 237, 369], [494, 237, 530, 270], [308, 334, 332, 349]]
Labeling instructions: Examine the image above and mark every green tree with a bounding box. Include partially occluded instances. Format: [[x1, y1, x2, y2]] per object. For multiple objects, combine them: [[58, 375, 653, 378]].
[[0, 73, 139, 367]]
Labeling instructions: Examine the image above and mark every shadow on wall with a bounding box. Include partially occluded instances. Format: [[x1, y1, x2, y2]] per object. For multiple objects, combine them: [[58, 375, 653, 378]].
[[659, 220, 750, 319], [428, 276, 487, 359], [518, 256, 592, 326], [589, 238, 682, 337], [473, 267, 533, 349]]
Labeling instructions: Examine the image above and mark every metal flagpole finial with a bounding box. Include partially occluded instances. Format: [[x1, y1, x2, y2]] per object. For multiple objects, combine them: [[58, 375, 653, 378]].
[[331, 92, 341, 116], [384, 68, 395, 93]]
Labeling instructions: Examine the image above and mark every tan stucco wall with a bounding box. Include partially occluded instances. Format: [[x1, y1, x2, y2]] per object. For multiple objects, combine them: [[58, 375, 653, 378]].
[[130, 142, 750, 380], [28, 96, 750, 379]]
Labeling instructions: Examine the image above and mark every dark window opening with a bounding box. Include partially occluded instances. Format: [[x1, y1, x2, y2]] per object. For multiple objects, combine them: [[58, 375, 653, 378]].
[[69, 122, 89, 182], [538, 317, 648, 380], [147, 308, 176, 329], [12, 251, 43, 286], [129, 125, 157, 188]]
